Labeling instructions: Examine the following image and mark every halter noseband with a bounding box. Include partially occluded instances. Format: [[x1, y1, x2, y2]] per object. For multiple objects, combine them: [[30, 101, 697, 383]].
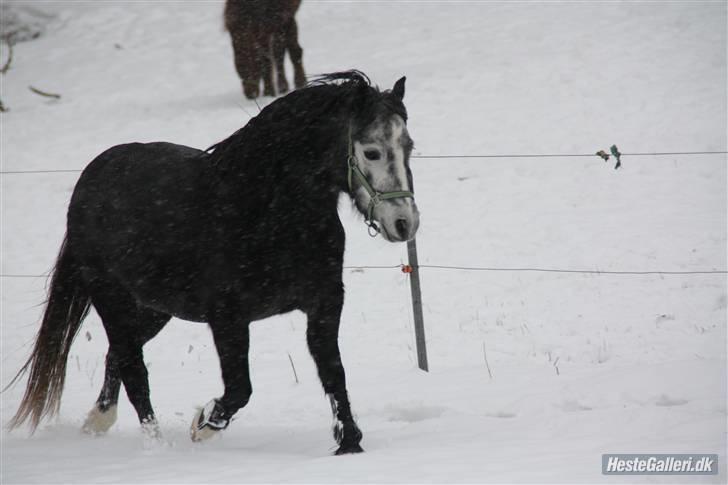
[[347, 125, 414, 237]]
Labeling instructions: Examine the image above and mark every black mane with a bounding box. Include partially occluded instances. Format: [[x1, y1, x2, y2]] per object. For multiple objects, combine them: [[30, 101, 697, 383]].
[[205, 70, 407, 175], [306, 69, 372, 88]]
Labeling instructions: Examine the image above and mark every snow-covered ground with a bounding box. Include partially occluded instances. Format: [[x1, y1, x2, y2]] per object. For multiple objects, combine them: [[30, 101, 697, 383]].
[[1, 1, 726, 483]]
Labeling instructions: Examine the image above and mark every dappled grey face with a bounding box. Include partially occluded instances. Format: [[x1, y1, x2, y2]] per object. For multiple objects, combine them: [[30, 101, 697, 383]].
[[352, 113, 420, 242]]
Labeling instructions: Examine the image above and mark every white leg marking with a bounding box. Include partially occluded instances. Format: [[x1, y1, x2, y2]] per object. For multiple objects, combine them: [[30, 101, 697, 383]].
[[190, 400, 224, 442], [328, 393, 345, 444], [82, 404, 118, 434]]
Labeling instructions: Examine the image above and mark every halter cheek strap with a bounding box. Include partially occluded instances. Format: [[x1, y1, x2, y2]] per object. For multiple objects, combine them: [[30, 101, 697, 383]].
[[347, 125, 415, 236]]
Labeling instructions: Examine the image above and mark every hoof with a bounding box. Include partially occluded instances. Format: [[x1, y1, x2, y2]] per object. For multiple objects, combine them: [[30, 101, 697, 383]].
[[243, 81, 259, 99], [335, 443, 365, 455], [190, 420, 221, 442], [140, 419, 164, 449], [141, 419, 162, 440], [332, 422, 363, 455], [190, 399, 228, 442], [82, 404, 117, 434], [294, 72, 306, 89]]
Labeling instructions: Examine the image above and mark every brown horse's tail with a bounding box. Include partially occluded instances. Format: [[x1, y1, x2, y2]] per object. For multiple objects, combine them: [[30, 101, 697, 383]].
[[6, 237, 91, 431]]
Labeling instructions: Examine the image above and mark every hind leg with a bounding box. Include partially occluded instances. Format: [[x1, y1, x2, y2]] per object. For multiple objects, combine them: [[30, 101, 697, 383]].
[[260, 33, 276, 97], [285, 19, 305, 89], [272, 28, 289, 94], [82, 308, 169, 434], [85, 283, 170, 435], [82, 351, 120, 434]]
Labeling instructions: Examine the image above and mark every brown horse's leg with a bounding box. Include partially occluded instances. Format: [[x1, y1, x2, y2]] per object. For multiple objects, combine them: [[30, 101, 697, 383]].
[[285, 18, 305, 88], [230, 29, 259, 99], [260, 32, 276, 97], [273, 28, 289, 94]]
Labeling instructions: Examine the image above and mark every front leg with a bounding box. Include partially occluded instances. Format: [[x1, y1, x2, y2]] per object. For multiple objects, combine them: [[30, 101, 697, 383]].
[[305, 286, 363, 454], [191, 318, 251, 441]]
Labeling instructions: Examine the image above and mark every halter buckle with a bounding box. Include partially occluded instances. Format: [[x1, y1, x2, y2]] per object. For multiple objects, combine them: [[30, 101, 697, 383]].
[[367, 221, 380, 237]]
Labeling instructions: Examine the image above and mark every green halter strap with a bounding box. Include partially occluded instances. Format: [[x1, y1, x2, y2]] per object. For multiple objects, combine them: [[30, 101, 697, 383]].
[[346, 125, 415, 236]]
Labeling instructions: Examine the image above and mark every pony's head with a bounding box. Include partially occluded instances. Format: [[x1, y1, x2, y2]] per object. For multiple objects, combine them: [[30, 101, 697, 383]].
[[207, 70, 420, 242], [339, 73, 420, 242]]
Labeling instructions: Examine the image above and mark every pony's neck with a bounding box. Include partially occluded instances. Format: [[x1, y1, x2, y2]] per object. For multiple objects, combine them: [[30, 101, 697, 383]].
[[206, 96, 352, 218]]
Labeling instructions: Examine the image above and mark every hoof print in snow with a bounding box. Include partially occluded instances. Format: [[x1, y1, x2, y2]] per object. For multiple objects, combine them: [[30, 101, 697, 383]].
[[655, 394, 688, 407], [560, 400, 592, 412], [386, 405, 447, 423], [485, 411, 517, 419]]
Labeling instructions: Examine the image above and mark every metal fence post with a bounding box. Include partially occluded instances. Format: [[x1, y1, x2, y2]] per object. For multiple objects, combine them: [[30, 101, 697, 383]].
[[407, 237, 428, 371]]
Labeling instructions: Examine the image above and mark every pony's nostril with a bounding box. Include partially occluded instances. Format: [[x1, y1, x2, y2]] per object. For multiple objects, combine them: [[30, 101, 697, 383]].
[[395, 218, 409, 239]]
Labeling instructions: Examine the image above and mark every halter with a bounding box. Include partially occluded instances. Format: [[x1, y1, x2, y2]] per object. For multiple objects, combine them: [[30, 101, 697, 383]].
[[346, 125, 415, 237]]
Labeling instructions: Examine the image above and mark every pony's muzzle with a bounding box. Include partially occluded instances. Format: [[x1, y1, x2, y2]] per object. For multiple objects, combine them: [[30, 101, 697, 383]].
[[378, 201, 420, 242]]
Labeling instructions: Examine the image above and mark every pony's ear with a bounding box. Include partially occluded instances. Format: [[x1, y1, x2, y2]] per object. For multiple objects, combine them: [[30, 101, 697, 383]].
[[392, 76, 406, 100]]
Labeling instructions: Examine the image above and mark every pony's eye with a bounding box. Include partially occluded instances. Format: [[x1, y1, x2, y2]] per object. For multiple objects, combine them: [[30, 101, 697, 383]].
[[363, 150, 381, 161]]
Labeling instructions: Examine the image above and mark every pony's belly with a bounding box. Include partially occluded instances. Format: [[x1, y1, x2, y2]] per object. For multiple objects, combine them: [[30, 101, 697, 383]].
[[121, 270, 301, 324], [135, 292, 209, 323], [110, 267, 210, 322]]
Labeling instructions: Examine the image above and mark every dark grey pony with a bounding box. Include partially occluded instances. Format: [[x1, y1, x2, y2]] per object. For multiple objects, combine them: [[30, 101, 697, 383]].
[[8, 71, 418, 455]]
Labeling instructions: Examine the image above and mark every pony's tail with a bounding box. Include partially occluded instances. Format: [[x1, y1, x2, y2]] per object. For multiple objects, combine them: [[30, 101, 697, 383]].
[[6, 237, 91, 431]]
